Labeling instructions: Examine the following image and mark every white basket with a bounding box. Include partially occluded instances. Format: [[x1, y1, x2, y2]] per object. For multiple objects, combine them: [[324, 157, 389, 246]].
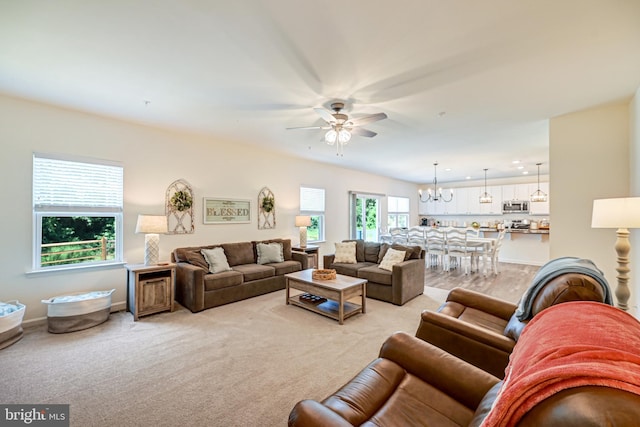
[[0, 300, 25, 334], [41, 289, 115, 317]]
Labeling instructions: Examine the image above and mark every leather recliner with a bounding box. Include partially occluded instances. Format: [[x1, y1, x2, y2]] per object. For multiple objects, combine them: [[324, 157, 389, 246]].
[[415, 272, 605, 378], [288, 330, 640, 427]]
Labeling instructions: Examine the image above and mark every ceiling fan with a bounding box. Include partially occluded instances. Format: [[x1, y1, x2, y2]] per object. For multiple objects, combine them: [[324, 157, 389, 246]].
[[287, 102, 388, 155]]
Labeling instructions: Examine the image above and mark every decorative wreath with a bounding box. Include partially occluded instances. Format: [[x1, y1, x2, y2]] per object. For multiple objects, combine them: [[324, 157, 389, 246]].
[[261, 196, 275, 213], [170, 190, 193, 212]]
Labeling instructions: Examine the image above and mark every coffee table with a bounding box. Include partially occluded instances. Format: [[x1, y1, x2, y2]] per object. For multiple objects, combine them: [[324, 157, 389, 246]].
[[285, 269, 367, 325]]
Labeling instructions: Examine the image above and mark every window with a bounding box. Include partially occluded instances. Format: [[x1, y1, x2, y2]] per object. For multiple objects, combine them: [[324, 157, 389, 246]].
[[300, 186, 325, 243], [33, 153, 123, 271], [349, 192, 382, 241], [388, 196, 410, 229]]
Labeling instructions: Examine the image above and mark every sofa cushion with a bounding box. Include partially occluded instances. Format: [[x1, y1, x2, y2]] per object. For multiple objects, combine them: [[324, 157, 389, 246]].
[[364, 242, 381, 263], [201, 247, 233, 273], [256, 238, 293, 261], [203, 270, 244, 291], [358, 265, 393, 286], [379, 248, 406, 271], [342, 239, 366, 262], [378, 243, 421, 263], [182, 250, 209, 270], [267, 260, 301, 276], [468, 381, 503, 427], [232, 263, 275, 282], [334, 241, 357, 263], [331, 262, 375, 277], [256, 242, 284, 264], [221, 242, 255, 266]]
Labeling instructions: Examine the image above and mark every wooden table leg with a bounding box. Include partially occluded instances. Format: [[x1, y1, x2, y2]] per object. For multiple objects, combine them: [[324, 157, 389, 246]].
[[362, 283, 366, 314], [339, 290, 344, 325], [285, 278, 290, 305]]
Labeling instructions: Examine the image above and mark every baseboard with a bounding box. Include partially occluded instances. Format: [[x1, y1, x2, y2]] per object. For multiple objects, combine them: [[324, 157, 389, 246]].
[[499, 258, 545, 266]]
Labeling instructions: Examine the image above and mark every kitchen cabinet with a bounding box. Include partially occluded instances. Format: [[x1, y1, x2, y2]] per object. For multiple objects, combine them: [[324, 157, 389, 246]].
[[454, 187, 470, 214], [502, 184, 531, 201]]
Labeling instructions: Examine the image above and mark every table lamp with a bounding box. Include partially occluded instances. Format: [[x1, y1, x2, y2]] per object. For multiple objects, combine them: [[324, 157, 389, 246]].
[[135, 214, 168, 265], [295, 215, 312, 248], [591, 197, 640, 311]]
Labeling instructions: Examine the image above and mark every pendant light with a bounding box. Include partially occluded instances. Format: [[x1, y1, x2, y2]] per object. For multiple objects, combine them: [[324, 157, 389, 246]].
[[479, 168, 493, 204], [531, 162, 548, 202], [418, 162, 453, 203]]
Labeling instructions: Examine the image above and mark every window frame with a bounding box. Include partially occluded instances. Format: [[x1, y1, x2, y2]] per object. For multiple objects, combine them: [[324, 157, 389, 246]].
[[32, 153, 124, 273], [387, 196, 410, 229], [300, 186, 325, 243]]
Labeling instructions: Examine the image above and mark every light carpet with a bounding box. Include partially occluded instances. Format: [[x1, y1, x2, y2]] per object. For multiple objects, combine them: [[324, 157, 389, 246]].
[[0, 288, 444, 427]]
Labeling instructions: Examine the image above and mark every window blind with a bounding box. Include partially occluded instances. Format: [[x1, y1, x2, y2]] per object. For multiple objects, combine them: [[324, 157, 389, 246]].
[[388, 196, 409, 212], [33, 154, 123, 212], [300, 187, 325, 212]]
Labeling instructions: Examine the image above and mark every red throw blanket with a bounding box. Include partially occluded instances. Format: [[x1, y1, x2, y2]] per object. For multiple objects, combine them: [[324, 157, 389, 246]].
[[480, 301, 640, 427]]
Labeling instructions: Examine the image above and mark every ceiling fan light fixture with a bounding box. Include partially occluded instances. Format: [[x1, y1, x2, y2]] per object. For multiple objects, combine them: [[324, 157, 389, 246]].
[[324, 129, 337, 145], [338, 129, 351, 144]]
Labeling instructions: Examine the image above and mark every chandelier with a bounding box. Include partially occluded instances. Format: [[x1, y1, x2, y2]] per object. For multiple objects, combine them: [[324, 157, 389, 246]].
[[418, 162, 453, 203], [479, 168, 493, 204], [531, 162, 548, 202], [325, 126, 351, 156]]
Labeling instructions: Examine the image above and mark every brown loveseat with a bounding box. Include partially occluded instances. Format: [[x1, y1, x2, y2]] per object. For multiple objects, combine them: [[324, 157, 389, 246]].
[[289, 302, 640, 426], [323, 240, 425, 306], [172, 238, 308, 312]]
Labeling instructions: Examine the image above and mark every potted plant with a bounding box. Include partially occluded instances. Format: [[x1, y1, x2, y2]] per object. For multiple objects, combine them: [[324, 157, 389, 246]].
[[261, 196, 274, 213], [170, 190, 193, 212]]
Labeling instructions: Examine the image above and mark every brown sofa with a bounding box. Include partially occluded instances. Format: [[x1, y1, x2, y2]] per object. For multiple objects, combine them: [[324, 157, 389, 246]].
[[323, 240, 425, 306], [171, 238, 308, 312], [415, 272, 607, 379], [289, 302, 640, 427]]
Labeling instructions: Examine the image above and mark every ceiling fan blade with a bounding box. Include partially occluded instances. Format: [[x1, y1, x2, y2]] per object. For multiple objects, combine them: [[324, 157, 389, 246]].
[[313, 107, 336, 124], [350, 128, 377, 138], [347, 112, 388, 127], [286, 125, 328, 130]]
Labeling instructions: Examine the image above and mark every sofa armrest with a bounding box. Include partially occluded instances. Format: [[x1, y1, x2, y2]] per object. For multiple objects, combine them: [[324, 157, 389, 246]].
[[323, 254, 335, 269], [390, 258, 425, 305], [446, 287, 517, 320], [415, 310, 515, 378], [291, 252, 310, 270], [288, 400, 353, 427], [380, 332, 500, 410], [174, 262, 206, 313]]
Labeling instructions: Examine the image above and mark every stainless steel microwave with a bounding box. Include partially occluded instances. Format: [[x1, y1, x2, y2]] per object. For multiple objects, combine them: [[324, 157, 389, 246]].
[[502, 200, 529, 214]]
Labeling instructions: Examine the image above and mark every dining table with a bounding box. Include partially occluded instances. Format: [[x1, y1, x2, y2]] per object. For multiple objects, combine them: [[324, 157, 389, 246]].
[[465, 237, 497, 275]]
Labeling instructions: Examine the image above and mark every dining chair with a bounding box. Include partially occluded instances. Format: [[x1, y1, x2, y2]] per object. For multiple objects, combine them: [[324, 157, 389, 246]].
[[490, 229, 507, 274], [445, 228, 472, 274], [425, 228, 446, 269], [389, 227, 408, 245], [407, 226, 426, 249]]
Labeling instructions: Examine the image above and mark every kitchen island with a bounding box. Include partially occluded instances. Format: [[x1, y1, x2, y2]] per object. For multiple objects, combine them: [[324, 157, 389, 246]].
[[479, 228, 549, 266]]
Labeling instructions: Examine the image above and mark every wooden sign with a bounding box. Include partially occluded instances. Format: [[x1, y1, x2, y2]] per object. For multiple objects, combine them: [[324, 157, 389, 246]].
[[203, 198, 251, 224]]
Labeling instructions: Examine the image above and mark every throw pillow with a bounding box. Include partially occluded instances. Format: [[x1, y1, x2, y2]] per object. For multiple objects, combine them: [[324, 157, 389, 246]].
[[201, 247, 233, 274], [379, 248, 406, 271], [184, 250, 209, 270], [256, 242, 284, 265], [334, 241, 357, 264]]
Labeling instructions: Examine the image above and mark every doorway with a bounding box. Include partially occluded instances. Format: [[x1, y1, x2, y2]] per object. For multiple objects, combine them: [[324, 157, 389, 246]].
[[350, 193, 382, 241]]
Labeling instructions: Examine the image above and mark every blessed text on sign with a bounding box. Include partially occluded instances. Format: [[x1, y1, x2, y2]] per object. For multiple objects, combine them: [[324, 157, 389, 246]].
[[203, 198, 251, 224]]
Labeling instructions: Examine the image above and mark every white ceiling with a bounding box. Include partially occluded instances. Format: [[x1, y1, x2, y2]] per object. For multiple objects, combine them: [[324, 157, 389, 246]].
[[1, 1, 640, 183]]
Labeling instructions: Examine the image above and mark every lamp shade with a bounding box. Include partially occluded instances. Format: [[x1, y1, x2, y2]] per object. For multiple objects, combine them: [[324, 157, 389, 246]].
[[591, 197, 640, 229], [295, 215, 311, 227], [135, 215, 168, 234]]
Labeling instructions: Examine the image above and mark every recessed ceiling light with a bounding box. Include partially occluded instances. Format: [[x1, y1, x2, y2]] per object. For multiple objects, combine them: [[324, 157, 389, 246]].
[[512, 160, 521, 164], [445, 168, 452, 172], [523, 171, 529, 175], [517, 166, 524, 170], [466, 176, 472, 180]]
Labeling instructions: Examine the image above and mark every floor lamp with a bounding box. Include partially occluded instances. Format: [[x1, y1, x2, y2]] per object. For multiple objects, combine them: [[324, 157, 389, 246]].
[[135, 215, 168, 265], [295, 215, 311, 248], [591, 197, 640, 311]]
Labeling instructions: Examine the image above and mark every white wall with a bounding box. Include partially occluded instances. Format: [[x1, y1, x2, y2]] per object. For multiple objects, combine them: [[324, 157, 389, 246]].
[[0, 95, 417, 321], [549, 100, 633, 313], [631, 87, 640, 313]]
